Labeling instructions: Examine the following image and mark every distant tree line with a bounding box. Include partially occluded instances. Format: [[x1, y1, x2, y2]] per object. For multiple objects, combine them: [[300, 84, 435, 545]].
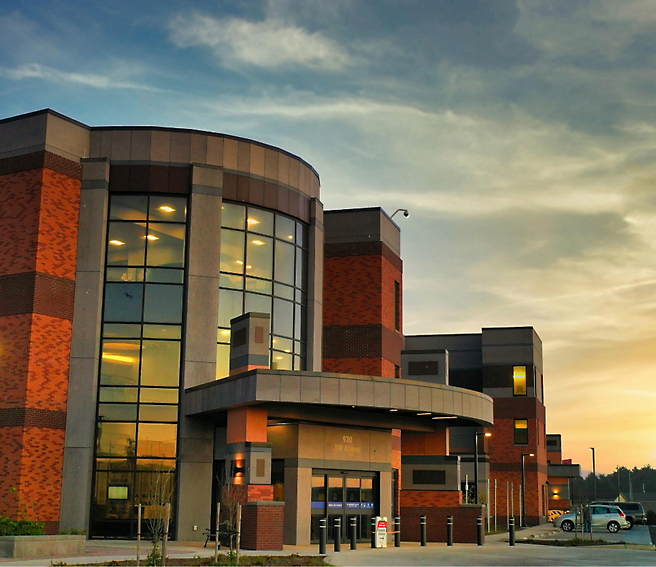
[[572, 465, 656, 502]]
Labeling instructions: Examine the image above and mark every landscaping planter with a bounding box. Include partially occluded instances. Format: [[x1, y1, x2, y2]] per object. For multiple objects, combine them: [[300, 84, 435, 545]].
[[0, 535, 85, 558]]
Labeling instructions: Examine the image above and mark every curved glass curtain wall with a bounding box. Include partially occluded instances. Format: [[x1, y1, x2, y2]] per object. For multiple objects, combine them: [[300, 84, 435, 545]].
[[218, 202, 308, 377], [91, 194, 187, 538]]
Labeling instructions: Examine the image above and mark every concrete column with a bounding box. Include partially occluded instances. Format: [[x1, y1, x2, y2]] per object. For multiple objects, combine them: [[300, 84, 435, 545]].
[[176, 164, 222, 541], [283, 466, 312, 545], [60, 158, 110, 534], [229, 313, 271, 375], [307, 198, 324, 371]]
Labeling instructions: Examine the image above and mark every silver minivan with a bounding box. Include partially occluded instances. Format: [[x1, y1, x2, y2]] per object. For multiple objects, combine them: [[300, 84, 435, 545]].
[[554, 505, 630, 533]]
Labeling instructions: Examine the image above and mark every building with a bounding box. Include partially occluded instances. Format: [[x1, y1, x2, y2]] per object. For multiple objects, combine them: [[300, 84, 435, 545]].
[[546, 434, 582, 511], [0, 109, 574, 547]]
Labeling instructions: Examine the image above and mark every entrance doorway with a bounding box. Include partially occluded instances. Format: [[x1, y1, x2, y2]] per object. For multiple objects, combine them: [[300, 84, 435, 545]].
[[310, 470, 378, 543]]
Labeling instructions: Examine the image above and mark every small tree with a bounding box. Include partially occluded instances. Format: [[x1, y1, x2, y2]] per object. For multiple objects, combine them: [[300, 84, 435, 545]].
[[216, 466, 246, 556], [140, 467, 174, 566]]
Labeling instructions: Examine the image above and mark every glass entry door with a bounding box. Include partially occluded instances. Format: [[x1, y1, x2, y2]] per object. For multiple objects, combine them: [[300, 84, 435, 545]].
[[310, 471, 377, 543]]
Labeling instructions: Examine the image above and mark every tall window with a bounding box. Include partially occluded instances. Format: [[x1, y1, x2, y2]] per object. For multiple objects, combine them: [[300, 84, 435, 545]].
[[513, 366, 527, 396], [394, 281, 401, 332], [92, 195, 187, 538], [217, 202, 308, 377], [514, 419, 529, 445]]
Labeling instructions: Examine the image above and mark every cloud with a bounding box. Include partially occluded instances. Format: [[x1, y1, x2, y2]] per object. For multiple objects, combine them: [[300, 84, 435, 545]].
[[0, 63, 162, 92], [168, 13, 350, 71]]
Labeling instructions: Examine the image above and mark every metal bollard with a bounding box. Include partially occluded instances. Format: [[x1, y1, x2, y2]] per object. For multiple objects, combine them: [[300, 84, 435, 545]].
[[394, 516, 401, 547], [477, 516, 483, 546], [371, 517, 376, 548], [334, 517, 341, 552], [350, 516, 357, 550], [447, 516, 454, 546], [420, 515, 427, 546], [319, 518, 327, 555], [509, 517, 515, 546]]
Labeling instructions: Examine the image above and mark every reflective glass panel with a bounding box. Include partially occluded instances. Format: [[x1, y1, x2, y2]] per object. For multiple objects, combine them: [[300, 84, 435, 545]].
[[143, 325, 181, 339], [272, 336, 293, 353], [216, 344, 231, 379], [107, 223, 146, 266], [218, 289, 243, 327], [137, 423, 177, 458], [247, 209, 273, 235], [295, 304, 305, 341], [145, 268, 184, 284], [217, 328, 231, 343], [273, 298, 293, 337], [146, 224, 186, 268], [296, 223, 307, 249], [295, 289, 307, 305], [106, 267, 144, 282], [245, 293, 271, 316], [346, 478, 360, 503], [271, 351, 292, 370], [96, 423, 136, 457], [222, 203, 245, 230], [220, 274, 243, 290], [274, 283, 294, 300], [246, 235, 273, 280], [246, 277, 272, 295], [99, 387, 139, 403], [276, 216, 296, 243], [104, 283, 144, 322], [110, 195, 148, 221], [139, 405, 178, 422], [104, 324, 141, 338], [295, 248, 307, 288], [275, 241, 295, 285], [220, 230, 245, 274], [143, 284, 183, 324], [98, 403, 138, 422], [136, 459, 176, 472], [100, 341, 141, 385], [361, 478, 374, 503], [141, 340, 180, 387], [95, 458, 134, 471], [140, 388, 179, 404], [134, 472, 176, 511], [149, 196, 187, 222], [293, 356, 302, 371]]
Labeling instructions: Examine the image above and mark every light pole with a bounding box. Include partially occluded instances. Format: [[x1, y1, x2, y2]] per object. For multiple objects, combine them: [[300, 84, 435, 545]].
[[589, 447, 597, 501], [474, 431, 492, 504], [521, 452, 535, 527]]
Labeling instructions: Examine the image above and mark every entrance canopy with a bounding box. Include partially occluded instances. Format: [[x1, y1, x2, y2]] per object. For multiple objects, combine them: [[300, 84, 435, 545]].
[[185, 369, 493, 430]]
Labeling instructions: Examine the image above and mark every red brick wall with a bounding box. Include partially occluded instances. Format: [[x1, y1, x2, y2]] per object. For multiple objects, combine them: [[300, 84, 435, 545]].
[[0, 156, 81, 532], [401, 490, 461, 508], [240, 502, 284, 550], [401, 505, 484, 543]]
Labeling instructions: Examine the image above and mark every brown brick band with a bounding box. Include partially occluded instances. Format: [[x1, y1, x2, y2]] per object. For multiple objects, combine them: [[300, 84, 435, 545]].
[[0, 151, 82, 180], [323, 325, 402, 360], [490, 462, 548, 474], [0, 408, 67, 429], [325, 241, 403, 271], [0, 272, 75, 320]]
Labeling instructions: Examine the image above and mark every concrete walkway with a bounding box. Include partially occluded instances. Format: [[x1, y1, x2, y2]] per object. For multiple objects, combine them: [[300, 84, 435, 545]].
[[1, 524, 654, 566]]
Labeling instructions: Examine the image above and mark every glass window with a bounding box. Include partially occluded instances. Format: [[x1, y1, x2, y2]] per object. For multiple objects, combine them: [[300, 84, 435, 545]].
[[272, 336, 293, 354], [98, 404, 138, 422], [104, 283, 143, 322], [274, 283, 294, 300], [143, 325, 181, 340], [149, 196, 187, 222], [106, 267, 144, 282], [218, 289, 243, 327], [139, 405, 178, 422], [513, 366, 527, 396], [220, 274, 243, 290], [99, 387, 138, 403], [312, 475, 325, 504], [222, 202, 245, 230], [246, 235, 273, 280], [346, 477, 360, 503], [103, 324, 141, 338], [328, 477, 343, 507], [96, 423, 136, 457], [107, 223, 146, 266], [146, 224, 186, 268], [141, 341, 181, 387], [100, 341, 141, 385], [276, 216, 296, 243], [271, 351, 292, 370], [137, 423, 177, 458], [247, 209, 274, 236], [145, 268, 184, 284], [275, 240, 295, 285], [143, 284, 183, 324], [245, 293, 271, 316], [273, 298, 293, 337], [361, 478, 374, 504], [220, 230, 245, 274], [295, 248, 307, 288], [296, 223, 307, 249], [110, 195, 148, 221], [295, 304, 305, 341], [217, 328, 231, 343], [514, 419, 529, 445], [140, 388, 179, 404], [246, 277, 272, 295], [216, 344, 231, 379]]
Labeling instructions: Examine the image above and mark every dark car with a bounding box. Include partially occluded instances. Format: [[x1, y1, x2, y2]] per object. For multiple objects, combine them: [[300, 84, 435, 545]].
[[592, 501, 646, 529]]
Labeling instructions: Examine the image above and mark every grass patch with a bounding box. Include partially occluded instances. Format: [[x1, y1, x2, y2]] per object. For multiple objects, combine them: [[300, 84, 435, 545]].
[[518, 537, 623, 547]]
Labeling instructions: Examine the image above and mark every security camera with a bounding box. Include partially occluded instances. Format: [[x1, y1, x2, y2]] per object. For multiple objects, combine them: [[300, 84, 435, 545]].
[[391, 208, 410, 219], [403, 210, 409, 218]]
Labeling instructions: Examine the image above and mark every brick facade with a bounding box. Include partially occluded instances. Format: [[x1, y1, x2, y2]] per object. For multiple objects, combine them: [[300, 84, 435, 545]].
[[0, 157, 81, 532], [401, 504, 484, 544], [240, 502, 285, 550]]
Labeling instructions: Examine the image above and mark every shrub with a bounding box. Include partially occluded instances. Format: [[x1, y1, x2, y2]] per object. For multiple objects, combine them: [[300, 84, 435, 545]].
[[0, 516, 45, 536]]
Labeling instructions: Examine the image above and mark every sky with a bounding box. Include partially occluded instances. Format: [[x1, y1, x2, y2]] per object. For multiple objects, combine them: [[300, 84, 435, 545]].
[[1, 0, 655, 475]]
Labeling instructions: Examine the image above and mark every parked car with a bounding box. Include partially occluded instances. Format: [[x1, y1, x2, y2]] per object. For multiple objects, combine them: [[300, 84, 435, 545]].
[[548, 509, 566, 523], [554, 505, 629, 533], [591, 501, 646, 529]]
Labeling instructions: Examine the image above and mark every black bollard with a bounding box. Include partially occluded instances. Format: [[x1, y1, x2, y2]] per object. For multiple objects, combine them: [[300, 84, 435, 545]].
[[509, 517, 515, 546], [334, 517, 341, 552], [420, 515, 427, 546], [447, 516, 454, 546], [350, 516, 357, 550], [319, 518, 327, 555], [477, 516, 483, 546], [371, 517, 377, 548], [394, 516, 401, 547]]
